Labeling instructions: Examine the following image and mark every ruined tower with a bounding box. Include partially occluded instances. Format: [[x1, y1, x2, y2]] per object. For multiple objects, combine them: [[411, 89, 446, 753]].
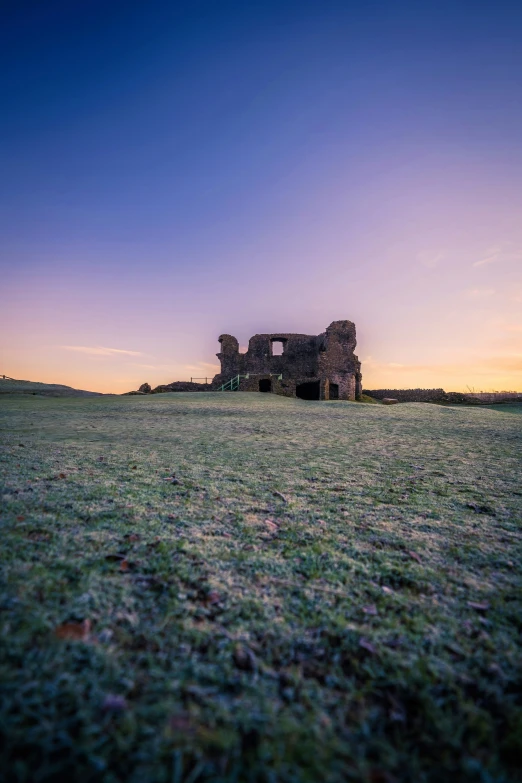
[[212, 320, 362, 400]]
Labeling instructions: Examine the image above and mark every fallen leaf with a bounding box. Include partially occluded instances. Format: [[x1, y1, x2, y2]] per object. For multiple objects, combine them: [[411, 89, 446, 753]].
[[466, 502, 495, 515], [384, 636, 404, 649], [389, 708, 406, 723], [362, 604, 378, 615], [467, 600, 490, 611], [369, 768, 397, 783], [382, 586, 394, 595], [170, 713, 194, 734], [131, 465, 137, 470], [119, 560, 130, 572], [55, 619, 91, 641], [445, 641, 465, 657], [97, 628, 113, 643], [265, 520, 278, 532], [102, 694, 127, 711], [16, 515, 25, 522], [319, 712, 332, 728], [128, 534, 140, 542], [59, 473, 66, 479], [233, 645, 257, 671], [317, 519, 326, 525], [206, 590, 221, 605], [359, 637, 377, 654], [457, 672, 474, 685], [407, 551, 422, 564], [273, 491, 288, 503]]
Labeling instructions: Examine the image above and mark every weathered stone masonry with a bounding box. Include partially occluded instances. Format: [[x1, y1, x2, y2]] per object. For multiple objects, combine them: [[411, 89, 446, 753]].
[[212, 320, 362, 401]]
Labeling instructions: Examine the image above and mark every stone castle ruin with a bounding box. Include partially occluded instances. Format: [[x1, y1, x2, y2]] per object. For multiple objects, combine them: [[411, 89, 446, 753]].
[[212, 320, 362, 400]]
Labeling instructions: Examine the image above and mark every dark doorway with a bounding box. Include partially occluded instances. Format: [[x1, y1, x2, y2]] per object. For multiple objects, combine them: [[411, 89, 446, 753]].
[[329, 383, 339, 400], [296, 381, 320, 400], [259, 378, 272, 393]]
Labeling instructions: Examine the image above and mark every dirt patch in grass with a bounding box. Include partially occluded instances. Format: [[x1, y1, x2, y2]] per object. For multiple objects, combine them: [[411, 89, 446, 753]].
[[1, 393, 521, 782]]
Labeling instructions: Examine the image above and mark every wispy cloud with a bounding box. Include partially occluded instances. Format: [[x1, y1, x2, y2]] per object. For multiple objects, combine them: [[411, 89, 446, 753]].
[[473, 254, 498, 268], [184, 362, 220, 372], [364, 355, 522, 377], [472, 243, 522, 268], [417, 251, 445, 269], [130, 363, 174, 370], [61, 345, 142, 356], [465, 288, 496, 298]]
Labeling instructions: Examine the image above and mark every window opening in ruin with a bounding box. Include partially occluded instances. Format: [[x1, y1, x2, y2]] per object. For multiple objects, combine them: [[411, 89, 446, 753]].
[[296, 381, 320, 400], [271, 340, 284, 356], [329, 383, 339, 400], [259, 378, 272, 393]]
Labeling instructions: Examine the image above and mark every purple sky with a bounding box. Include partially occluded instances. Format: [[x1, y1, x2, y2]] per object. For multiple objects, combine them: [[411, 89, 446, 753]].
[[1, 0, 521, 392]]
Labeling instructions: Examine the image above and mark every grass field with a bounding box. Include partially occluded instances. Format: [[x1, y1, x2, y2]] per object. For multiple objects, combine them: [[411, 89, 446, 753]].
[[1, 392, 521, 783]]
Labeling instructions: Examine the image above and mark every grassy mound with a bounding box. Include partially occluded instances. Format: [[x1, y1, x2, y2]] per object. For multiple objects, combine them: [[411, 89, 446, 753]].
[[0, 379, 103, 397], [0, 393, 521, 782], [356, 393, 381, 404]]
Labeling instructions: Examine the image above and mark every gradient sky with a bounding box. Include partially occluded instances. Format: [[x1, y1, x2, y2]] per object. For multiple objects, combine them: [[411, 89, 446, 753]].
[[1, 0, 521, 393]]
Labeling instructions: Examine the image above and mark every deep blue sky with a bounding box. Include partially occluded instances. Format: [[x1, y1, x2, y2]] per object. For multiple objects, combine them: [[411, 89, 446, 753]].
[[2, 0, 522, 391]]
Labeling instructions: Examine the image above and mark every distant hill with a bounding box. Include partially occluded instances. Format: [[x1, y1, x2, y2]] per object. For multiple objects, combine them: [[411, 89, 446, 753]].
[[0, 378, 104, 397]]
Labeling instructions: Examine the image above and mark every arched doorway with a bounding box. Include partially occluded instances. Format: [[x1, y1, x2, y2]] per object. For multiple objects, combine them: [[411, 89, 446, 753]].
[[296, 381, 320, 400], [259, 378, 272, 393]]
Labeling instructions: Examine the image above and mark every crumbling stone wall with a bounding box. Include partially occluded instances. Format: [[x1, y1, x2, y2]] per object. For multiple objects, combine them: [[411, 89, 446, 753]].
[[237, 374, 296, 398], [364, 388, 447, 403], [151, 381, 213, 393], [463, 392, 522, 403], [362, 389, 521, 404], [213, 320, 362, 401], [126, 381, 212, 395]]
